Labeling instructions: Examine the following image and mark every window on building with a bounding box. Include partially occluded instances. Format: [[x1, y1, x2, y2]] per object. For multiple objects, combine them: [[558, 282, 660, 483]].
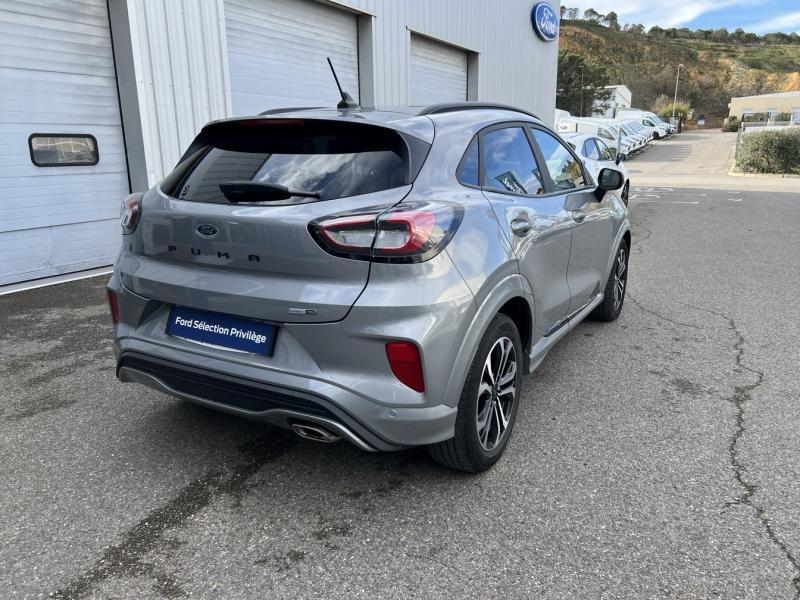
[[480, 127, 544, 196], [29, 134, 98, 166], [530, 129, 586, 191]]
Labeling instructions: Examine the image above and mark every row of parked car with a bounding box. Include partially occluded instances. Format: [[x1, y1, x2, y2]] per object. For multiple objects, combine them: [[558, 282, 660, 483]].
[[555, 109, 675, 159], [550, 109, 676, 204]]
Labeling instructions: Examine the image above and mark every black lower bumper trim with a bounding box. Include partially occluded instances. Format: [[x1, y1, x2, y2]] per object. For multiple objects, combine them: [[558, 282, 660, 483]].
[[118, 355, 335, 418]]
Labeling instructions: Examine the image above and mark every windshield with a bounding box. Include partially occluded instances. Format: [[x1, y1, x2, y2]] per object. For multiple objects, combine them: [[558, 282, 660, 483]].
[[598, 127, 615, 140]]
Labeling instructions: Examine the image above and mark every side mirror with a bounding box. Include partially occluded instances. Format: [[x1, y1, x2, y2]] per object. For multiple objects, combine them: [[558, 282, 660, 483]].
[[615, 153, 625, 165], [597, 168, 624, 192]]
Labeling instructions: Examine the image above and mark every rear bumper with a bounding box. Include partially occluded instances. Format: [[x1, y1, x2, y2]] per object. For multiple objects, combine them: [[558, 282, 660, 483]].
[[115, 345, 457, 451], [108, 249, 473, 449]]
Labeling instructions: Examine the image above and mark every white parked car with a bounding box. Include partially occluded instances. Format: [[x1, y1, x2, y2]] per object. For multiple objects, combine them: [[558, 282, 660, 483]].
[[616, 109, 675, 135], [562, 132, 631, 204], [613, 120, 650, 149], [556, 117, 635, 158]]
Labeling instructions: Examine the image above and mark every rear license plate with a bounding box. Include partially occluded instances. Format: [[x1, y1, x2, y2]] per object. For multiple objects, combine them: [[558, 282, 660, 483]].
[[166, 306, 277, 356]]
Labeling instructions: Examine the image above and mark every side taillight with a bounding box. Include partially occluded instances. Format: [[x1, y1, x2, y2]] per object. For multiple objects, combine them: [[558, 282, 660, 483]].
[[385, 342, 425, 393], [120, 193, 143, 234], [309, 201, 462, 263], [107, 288, 120, 324]]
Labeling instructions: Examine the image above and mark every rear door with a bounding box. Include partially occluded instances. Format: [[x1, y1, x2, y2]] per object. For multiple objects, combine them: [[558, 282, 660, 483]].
[[529, 128, 613, 315], [121, 118, 427, 323], [476, 124, 573, 340]]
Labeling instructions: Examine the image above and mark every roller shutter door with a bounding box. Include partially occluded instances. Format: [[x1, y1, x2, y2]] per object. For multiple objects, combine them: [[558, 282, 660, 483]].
[[409, 34, 468, 106], [225, 0, 359, 116], [0, 0, 129, 285]]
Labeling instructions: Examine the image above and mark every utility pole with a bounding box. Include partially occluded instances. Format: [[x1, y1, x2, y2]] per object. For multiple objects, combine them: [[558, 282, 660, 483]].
[[579, 66, 585, 117], [672, 63, 684, 118]]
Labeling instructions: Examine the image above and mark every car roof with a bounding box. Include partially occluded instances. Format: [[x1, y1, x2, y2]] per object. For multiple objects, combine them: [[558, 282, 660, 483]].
[[561, 132, 593, 143], [249, 102, 546, 143]]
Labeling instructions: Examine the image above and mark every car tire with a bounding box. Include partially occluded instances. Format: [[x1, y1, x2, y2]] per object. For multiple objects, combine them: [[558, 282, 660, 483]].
[[428, 314, 522, 473], [591, 240, 629, 322], [621, 181, 630, 205]]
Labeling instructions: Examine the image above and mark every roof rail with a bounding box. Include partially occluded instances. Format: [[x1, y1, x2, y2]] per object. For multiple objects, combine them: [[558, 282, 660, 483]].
[[258, 106, 324, 115], [418, 102, 541, 121]]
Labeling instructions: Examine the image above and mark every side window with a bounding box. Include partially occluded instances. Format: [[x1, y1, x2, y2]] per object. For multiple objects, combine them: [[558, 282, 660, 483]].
[[595, 139, 615, 161], [457, 138, 479, 186], [481, 127, 544, 196], [582, 139, 600, 160], [530, 129, 586, 191], [29, 134, 99, 166]]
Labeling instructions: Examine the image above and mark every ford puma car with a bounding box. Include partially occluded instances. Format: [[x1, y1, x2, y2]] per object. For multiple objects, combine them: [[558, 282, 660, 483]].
[[108, 104, 630, 472]]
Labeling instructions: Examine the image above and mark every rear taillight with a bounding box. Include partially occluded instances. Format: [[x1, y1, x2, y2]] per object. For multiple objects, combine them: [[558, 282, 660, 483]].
[[385, 342, 425, 393], [120, 193, 143, 234], [107, 289, 120, 324], [309, 201, 462, 263]]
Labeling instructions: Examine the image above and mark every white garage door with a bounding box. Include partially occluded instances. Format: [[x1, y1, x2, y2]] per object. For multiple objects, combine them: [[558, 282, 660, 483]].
[[409, 34, 468, 106], [225, 0, 359, 116], [0, 0, 129, 286]]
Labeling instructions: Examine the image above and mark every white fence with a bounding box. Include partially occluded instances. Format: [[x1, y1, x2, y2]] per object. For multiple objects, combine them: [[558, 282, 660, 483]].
[[741, 121, 794, 135]]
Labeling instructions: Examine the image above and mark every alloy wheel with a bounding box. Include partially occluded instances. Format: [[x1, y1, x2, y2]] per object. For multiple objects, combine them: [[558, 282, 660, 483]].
[[613, 247, 627, 311], [476, 336, 517, 452]]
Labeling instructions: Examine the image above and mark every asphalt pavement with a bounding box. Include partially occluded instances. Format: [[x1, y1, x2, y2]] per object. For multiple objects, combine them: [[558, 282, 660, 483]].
[[1, 158, 799, 597]]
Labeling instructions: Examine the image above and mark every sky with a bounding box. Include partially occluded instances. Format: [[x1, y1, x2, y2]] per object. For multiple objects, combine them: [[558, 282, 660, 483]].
[[563, 0, 800, 34]]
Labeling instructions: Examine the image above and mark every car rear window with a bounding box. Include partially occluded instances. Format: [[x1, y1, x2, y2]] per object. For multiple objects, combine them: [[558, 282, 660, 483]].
[[162, 119, 429, 204]]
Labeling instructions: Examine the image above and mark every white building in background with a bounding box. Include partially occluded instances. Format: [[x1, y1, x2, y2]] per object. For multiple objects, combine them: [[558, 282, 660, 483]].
[[594, 84, 632, 118], [0, 0, 561, 286]]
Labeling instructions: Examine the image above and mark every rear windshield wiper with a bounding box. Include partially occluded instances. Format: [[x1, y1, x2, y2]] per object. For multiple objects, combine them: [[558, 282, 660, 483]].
[[219, 181, 320, 203]]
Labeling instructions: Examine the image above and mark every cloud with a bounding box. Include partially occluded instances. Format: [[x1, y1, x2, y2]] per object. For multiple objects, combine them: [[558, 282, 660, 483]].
[[748, 10, 800, 33], [560, 0, 764, 28]]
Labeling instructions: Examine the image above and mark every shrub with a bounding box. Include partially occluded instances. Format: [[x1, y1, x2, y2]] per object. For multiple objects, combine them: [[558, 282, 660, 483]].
[[736, 129, 800, 174], [722, 116, 739, 132], [657, 101, 692, 120]]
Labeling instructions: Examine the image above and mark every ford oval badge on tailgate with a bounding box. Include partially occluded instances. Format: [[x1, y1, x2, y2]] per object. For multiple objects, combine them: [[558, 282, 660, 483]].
[[196, 223, 219, 238]]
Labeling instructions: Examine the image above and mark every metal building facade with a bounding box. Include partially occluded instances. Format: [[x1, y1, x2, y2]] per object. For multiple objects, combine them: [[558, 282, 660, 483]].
[[1, 0, 560, 285], [114, 0, 560, 188]]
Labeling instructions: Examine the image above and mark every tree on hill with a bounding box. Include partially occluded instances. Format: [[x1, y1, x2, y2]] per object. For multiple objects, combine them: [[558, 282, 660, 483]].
[[576, 8, 800, 44], [604, 11, 621, 31], [583, 8, 602, 23], [556, 50, 613, 116], [710, 28, 729, 42]]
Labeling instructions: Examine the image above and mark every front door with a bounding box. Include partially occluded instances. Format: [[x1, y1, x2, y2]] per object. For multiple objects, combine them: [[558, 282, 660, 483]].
[[529, 128, 613, 315]]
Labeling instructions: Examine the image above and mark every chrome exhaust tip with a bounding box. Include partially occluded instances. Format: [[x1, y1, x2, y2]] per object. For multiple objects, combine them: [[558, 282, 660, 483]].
[[292, 422, 342, 444]]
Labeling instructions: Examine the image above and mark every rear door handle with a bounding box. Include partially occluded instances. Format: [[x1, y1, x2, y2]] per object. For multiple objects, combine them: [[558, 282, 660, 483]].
[[510, 218, 532, 236], [572, 210, 587, 223]]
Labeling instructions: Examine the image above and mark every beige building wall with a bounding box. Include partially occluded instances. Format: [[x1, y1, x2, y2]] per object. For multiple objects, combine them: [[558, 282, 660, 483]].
[[728, 92, 800, 119]]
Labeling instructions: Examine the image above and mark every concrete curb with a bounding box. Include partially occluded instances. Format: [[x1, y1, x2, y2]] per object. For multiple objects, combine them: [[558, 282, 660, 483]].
[[727, 169, 800, 179]]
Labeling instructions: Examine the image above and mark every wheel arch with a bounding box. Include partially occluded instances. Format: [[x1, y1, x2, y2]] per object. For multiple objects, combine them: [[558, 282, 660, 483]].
[[497, 296, 532, 359], [443, 274, 534, 407]]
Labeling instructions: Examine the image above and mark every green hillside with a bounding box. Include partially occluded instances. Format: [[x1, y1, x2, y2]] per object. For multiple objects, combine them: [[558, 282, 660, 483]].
[[559, 21, 800, 119]]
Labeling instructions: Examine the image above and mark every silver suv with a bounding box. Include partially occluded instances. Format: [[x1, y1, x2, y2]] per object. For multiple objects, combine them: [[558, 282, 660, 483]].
[[108, 103, 630, 472]]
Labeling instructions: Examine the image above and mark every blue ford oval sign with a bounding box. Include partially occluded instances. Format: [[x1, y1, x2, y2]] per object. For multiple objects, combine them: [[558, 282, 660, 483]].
[[532, 2, 559, 42]]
